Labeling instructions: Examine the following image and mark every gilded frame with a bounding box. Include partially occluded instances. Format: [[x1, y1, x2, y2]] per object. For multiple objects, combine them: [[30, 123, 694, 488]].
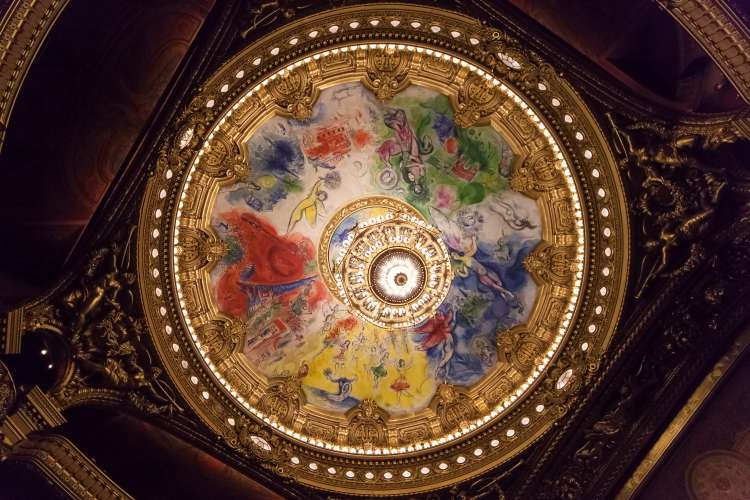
[[136, 4, 629, 495]]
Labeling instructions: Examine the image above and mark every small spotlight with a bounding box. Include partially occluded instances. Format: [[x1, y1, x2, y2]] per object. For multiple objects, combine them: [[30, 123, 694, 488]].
[[47, 364, 53, 370], [40, 349, 48, 355]]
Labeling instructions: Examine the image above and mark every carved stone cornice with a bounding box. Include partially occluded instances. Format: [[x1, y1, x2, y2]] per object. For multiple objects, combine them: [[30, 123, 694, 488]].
[[0, 360, 15, 421], [0, 0, 70, 151], [656, 0, 750, 104], [1, 386, 65, 455], [8, 434, 133, 499], [1, 308, 23, 354]]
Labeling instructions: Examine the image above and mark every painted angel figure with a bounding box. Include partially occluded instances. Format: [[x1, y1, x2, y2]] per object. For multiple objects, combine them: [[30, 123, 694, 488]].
[[488, 195, 538, 230], [430, 209, 518, 303], [287, 179, 327, 232]]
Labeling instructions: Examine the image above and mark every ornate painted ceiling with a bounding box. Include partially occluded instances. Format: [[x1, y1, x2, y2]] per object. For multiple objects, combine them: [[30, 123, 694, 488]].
[[132, 6, 628, 493], [1, 1, 750, 499]]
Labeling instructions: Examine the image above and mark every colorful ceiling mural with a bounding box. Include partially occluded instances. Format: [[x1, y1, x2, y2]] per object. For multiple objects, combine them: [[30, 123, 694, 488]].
[[209, 82, 541, 416], [138, 5, 627, 493]]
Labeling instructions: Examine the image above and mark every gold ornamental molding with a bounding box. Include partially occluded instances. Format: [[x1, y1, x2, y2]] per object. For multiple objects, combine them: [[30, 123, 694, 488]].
[[657, 0, 750, 104], [1, 386, 65, 447], [1, 307, 24, 354], [10, 434, 133, 500], [0, 0, 69, 150], [136, 4, 630, 495]]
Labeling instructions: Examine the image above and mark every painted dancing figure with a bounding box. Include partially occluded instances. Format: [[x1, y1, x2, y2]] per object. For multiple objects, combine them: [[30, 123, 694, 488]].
[[390, 358, 413, 402], [371, 351, 389, 389]]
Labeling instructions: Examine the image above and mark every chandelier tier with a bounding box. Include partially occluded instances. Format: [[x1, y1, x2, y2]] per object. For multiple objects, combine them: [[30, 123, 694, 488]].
[[330, 204, 452, 329]]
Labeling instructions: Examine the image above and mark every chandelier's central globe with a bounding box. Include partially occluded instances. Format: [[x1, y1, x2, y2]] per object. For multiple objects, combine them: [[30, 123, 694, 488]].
[[370, 248, 426, 304], [327, 202, 453, 329]]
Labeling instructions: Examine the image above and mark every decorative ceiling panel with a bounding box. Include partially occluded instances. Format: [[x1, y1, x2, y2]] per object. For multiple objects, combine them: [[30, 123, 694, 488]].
[[136, 4, 629, 495]]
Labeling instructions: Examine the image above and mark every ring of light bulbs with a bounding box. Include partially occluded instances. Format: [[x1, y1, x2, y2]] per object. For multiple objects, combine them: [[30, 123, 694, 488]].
[[169, 42, 587, 456], [135, 19, 631, 497], [370, 249, 425, 303], [137, 6, 630, 494]]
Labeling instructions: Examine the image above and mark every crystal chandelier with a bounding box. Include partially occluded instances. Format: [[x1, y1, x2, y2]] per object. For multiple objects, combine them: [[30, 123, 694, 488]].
[[333, 209, 453, 328]]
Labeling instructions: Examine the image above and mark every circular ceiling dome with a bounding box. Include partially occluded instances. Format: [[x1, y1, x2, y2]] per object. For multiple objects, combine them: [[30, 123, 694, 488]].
[[137, 4, 629, 495]]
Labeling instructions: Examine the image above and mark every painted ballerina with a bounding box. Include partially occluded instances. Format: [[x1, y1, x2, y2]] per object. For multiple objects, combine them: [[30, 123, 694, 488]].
[[377, 108, 433, 195], [390, 358, 413, 402], [333, 340, 351, 372], [350, 325, 369, 368], [370, 351, 389, 389]]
